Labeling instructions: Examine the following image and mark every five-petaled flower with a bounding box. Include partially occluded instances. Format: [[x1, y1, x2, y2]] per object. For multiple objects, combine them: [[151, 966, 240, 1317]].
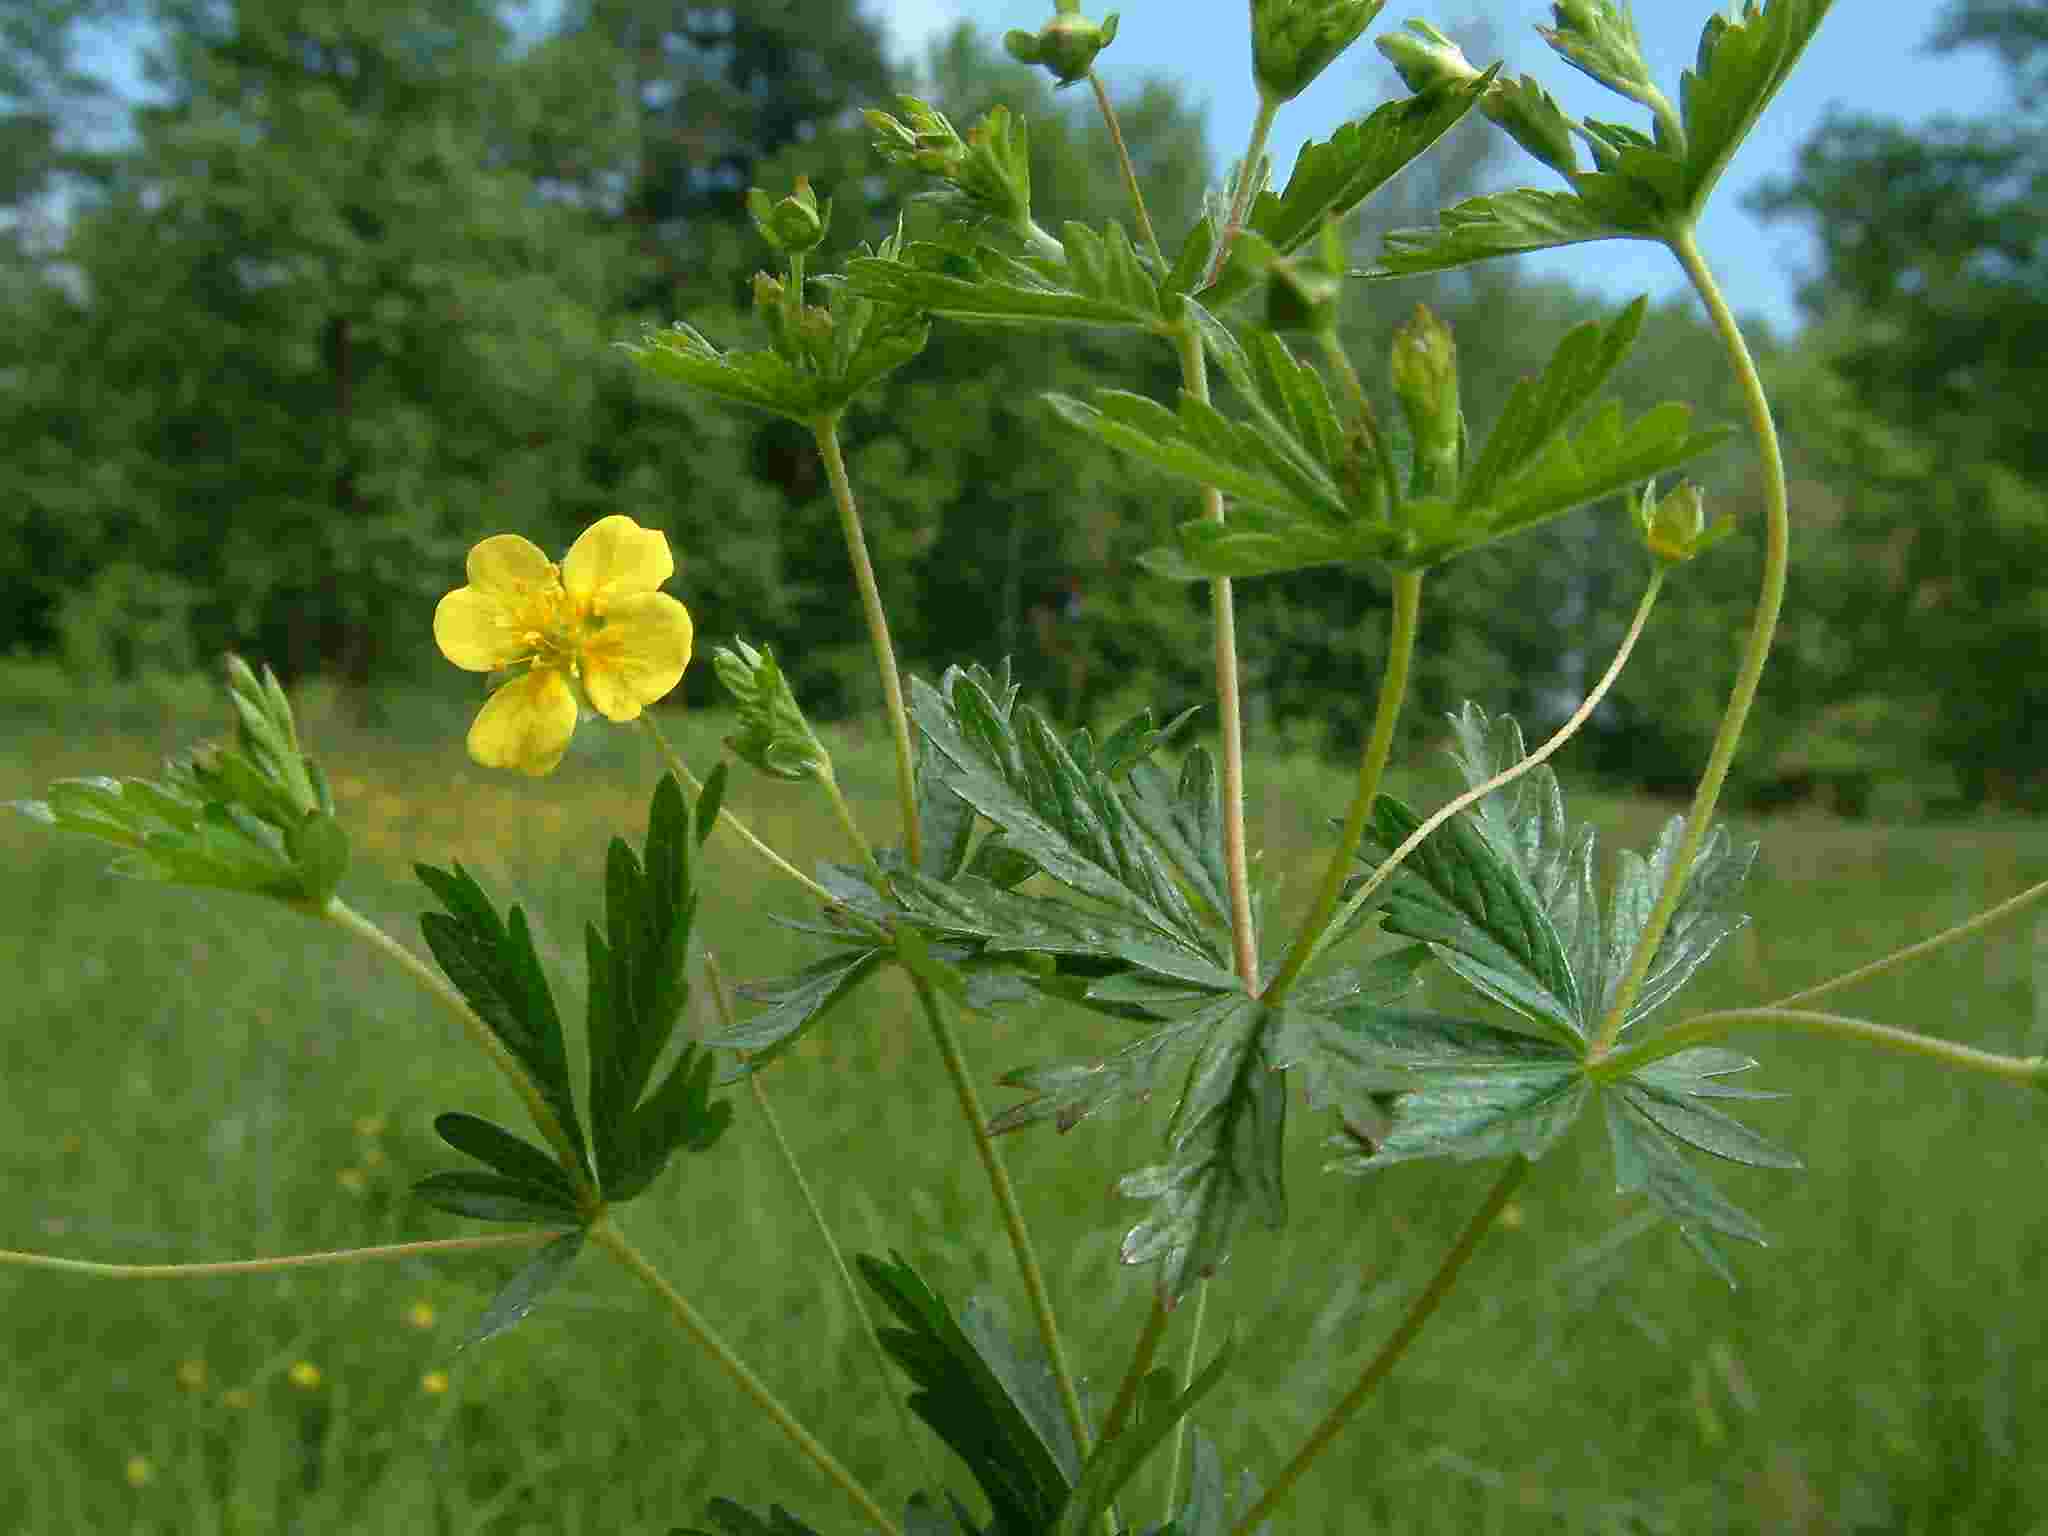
[[433, 515, 694, 776]]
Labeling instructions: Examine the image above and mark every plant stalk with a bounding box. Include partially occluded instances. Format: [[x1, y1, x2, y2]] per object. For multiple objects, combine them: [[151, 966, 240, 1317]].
[[1592, 229, 1788, 1058], [1204, 93, 1280, 288], [705, 954, 929, 1485], [1765, 878, 2048, 1012], [641, 715, 841, 908], [590, 1216, 901, 1536], [1174, 325, 1261, 987], [1101, 1293, 1171, 1444], [1163, 1278, 1210, 1522], [905, 968, 1093, 1463], [1263, 567, 1422, 1005], [1088, 70, 1165, 273], [326, 898, 594, 1206], [1594, 1007, 2048, 1089], [1232, 1157, 1528, 1535], [0, 1230, 564, 1280], [1315, 571, 1663, 963], [814, 414, 922, 870]]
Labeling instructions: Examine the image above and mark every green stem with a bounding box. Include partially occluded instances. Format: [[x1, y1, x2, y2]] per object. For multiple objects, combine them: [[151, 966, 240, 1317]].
[[704, 955, 930, 1488], [589, 1216, 902, 1536], [1314, 572, 1663, 969], [1101, 1294, 1171, 1444], [1594, 1007, 2048, 1089], [1232, 1157, 1528, 1535], [814, 415, 922, 871], [1087, 70, 1166, 273], [905, 969, 1093, 1462], [639, 715, 840, 908], [326, 898, 595, 1208], [1592, 229, 1789, 1057], [1765, 877, 2048, 1012], [1174, 325, 1260, 987], [1204, 93, 1280, 288], [819, 770, 888, 890], [1163, 1280, 1209, 1522], [0, 1230, 563, 1280], [1263, 567, 1422, 1005]]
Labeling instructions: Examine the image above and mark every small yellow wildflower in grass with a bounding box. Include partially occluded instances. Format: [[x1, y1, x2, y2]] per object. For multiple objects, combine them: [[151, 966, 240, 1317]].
[[124, 1455, 152, 1489], [421, 1370, 450, 1396], [353, 1114, 386, 1140], [405, 1299, 436, 1331], [175, 1358, 208, 1392], [433, 514, 694, 776], [219, 1387, 253, 1410], [335, 1167, 367, 1194], [1498, 1202, 1525, 1231], [361, 1144, 387, 1169], [287, 1360, 322, 1391]]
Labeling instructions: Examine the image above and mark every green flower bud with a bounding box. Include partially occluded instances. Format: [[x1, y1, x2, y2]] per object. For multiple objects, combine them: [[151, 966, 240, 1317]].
[[752, 271, 785, 313], [1252, 0, 1386, 105], [1634, 479, 1732, 565], [1537, 0, 1655, 102], [1004, 9, 1119, 86], [1390, 305, 1461, 497], [1374, 19, 1481, 95], [746, 175, 829, 254], [714, 640, 833, 782]]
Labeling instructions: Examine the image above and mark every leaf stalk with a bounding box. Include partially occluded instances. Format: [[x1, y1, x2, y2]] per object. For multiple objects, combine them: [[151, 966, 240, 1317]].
[[0, 1230, 565, 1280], [1595, 1007, 2048, 1089]]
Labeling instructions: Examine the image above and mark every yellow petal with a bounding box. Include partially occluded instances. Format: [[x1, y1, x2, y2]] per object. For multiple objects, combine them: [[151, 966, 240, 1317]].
[[434, 586, 536, 672], [465, 668, 578, 776], [465, 533, 558, 599], [561, 516, 674, 609], [581, 592, 694, 721]]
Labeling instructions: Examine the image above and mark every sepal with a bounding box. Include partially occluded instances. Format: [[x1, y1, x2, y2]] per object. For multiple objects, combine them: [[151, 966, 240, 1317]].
[[714, 640, 832, 782], [1251, 0, 1386, 104], [1004, 7, 1120, 87]]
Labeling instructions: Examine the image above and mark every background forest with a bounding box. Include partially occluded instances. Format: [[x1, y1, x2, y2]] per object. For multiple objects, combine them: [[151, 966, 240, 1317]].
[[3, 0, 2044, 811]]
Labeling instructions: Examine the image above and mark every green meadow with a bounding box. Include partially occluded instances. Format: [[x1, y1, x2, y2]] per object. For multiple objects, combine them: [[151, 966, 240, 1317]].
[[4, 682, 2044, 1535]]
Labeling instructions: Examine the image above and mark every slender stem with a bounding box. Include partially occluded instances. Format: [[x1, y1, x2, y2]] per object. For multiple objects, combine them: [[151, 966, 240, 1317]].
[[1592, 227, 1788, 1058], [814, 415, 921, 870], [641, 715, 839, 908], [818, 770, 888, 889], [1233, 1157, 1529, 1535], [1174, 325, 1260, 987], [705, 955, 929, 1487], [1101, 1293, 1171, 1444], [1087, 70, 1165, 273], [1263, 567, 1422, 1006], [0, 1230, 564, 1280], [1204, 93, 1280, 288], [1765, 878, 2048, 1012], [906, 969, 1093, 1462], [1317, 573, 1663, 965], [1594, 1007, 2048, 1089], [1163, 1280, 1209, 1523], [326, 898, 594, 1206], [589, 1216, 901, 1536]]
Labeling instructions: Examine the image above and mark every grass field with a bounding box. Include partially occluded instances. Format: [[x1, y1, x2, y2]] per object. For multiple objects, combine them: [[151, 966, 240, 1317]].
[[4, 679, 2045, 1535]]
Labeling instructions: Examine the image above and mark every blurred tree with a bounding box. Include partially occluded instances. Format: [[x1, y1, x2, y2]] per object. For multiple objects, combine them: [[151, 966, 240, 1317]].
[[1751, 0, 2048, 805]]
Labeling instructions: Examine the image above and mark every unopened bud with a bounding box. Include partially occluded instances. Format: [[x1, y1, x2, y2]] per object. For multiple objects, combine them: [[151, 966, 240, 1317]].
[[1253, 0, 1386, 105], [1634, 479, 1730, 564], [1004, 9, 1119, 86], [747, 175, 828, 254], [1537, 0, 1655, 102], [1390, 305, 1460, 496], [1375, 19, 1481, 94]]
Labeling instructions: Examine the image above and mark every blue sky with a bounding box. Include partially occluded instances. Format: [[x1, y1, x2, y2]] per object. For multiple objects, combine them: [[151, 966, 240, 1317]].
[[873, 1, 2009, 335]]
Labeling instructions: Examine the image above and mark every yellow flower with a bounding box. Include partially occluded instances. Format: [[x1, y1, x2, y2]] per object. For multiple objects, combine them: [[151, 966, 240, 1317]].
[[287, 1360, 322, 1391], [335, 1167, 367, 1194], [404, 1300, 436, 1331], [433, 515, 694, 776], [124, 1454, 153, 1489], [219, 1387, 253, 1410], [175, 1358, 208, 1392], [421, 1370, 450, 1395]]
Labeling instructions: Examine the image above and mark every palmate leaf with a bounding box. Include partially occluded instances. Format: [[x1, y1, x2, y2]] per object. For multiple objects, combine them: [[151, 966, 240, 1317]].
[[858, 1253, 1076, 1536], [1367, 0, 1834, 276], [842, 219, 1171, 333], [1117, 998, 1288, 1303]]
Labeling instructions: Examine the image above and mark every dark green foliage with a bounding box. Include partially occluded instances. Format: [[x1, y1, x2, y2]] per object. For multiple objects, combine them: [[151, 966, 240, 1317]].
[[858, 1252, 1077, 1536], [1052, 1342, 1233, 1536]]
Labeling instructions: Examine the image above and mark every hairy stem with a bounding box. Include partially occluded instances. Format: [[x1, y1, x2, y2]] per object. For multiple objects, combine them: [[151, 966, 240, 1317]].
[[0, 1230, 564, 1280], [1594, 1007, 2048, 1088], [818, 769, 888, 890], [705, 955, 929, 1486], [1101, 1294, 1171, 1444], [590, 1217, 901, 1536], [1263, 567, 1422, 1005], [1316, 572, 1664, 965], [1175, 325, 1260, 986], [906, 968, 1093, 1463], [1592, 228, 1787, 1058], [1232, 1157, 1528, 1535], [326, 898, 594, 1207], [1163, 1279, 1210, 1522], [640, 715, 841, 908], [1766, 878, 2048, 1012], [814, 414, 921, 870], [1088, 70, 1165, 273], [1204, 93, 1280, 288]]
